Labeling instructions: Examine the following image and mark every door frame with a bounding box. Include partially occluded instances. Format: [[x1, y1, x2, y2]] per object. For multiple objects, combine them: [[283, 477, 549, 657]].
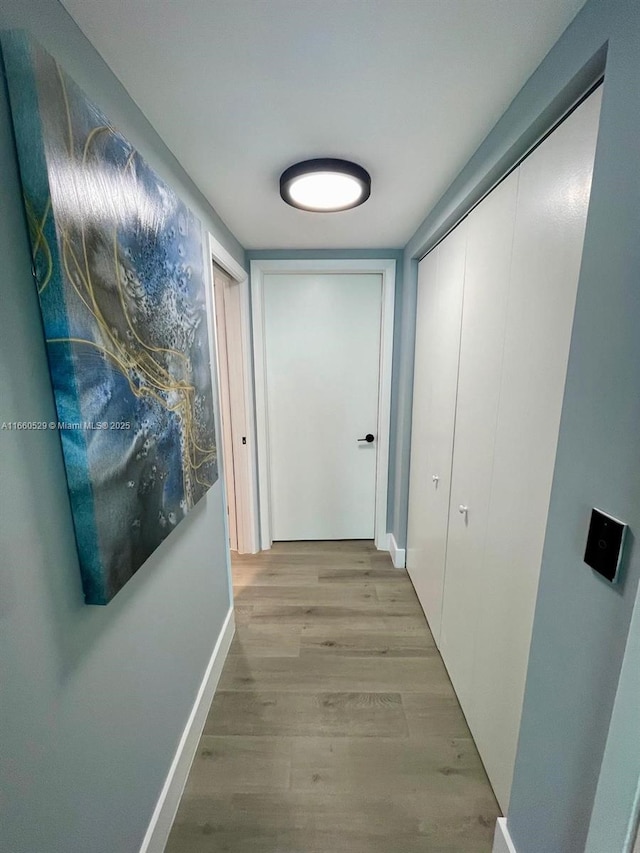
[[250, 258, 396, 551], [208, 233, 260, 554], [212, 264, 238, 551]]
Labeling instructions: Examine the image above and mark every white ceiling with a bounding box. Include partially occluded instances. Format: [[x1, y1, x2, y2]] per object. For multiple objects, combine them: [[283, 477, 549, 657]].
[[60, 0, 587, 250]]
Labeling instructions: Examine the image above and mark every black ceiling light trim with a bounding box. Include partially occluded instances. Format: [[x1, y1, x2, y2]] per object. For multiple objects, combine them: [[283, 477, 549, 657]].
[[279, 158, 371, 212]]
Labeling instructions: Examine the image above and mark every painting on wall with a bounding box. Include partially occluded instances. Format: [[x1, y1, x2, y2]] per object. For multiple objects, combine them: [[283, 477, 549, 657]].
[[2, 33, 218, 604]]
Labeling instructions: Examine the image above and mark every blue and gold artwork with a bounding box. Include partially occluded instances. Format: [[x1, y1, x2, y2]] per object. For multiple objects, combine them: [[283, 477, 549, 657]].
[[2, 34, 218, 604]]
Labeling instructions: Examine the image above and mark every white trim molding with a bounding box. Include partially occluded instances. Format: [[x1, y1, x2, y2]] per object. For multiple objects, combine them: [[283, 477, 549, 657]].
[[250, 258, 396, 551], [208, 234, 260, 554], [139, 608, 235, 853], [493, 818, 518, 853], [389, 532, 406, 569], [207, 235, 246, 286]]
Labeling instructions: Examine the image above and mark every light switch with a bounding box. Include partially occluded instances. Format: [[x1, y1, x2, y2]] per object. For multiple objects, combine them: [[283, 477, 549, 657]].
[[584, 508, 627, 583]]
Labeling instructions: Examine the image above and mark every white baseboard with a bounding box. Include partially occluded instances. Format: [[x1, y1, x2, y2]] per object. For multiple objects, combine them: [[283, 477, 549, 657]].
[[375, 531, 390, 552], [388, 532, 406, 569], [139, 607, 235, 853], [493, 818, 518, 853]]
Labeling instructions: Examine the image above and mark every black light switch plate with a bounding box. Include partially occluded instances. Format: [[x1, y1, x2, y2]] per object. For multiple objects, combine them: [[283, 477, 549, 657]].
[[584, 508, 627, 583]]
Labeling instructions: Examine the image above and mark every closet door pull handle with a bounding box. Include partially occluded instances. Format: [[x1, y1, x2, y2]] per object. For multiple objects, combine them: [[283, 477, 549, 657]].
[[458, 505, 468, 515], [432, 475, 439, 484]]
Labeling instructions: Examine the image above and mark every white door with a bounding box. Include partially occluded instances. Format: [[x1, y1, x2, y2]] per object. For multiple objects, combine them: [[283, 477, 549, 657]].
[[263, 273, 382, 540], [407, 220, 466, 645], [439, 170, 519, 711], [471, 88, 602, 811]]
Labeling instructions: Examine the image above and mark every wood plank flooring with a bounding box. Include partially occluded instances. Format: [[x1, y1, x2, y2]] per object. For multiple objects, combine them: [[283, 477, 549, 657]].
[[165, 541, 500, 853]]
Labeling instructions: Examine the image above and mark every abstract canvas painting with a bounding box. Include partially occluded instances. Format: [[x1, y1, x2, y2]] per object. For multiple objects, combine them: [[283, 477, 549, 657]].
[[2, 34, 218, 604]]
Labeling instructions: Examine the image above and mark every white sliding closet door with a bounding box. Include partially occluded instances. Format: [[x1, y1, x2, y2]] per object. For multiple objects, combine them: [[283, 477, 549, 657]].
[[439, 172, 519, 712], [471, 89, 602, 810], [407, 222, 466, 644], [407, 250, 439, 618], [406, 85, 602, 813]]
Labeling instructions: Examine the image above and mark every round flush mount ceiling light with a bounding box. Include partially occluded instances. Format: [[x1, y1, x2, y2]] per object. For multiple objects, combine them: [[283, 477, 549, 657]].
[[279, 158, 371, 212]]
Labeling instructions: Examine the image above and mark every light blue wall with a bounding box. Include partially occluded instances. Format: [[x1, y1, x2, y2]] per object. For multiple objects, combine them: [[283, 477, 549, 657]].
[[0, 2, 244, 852], [246, 248, 403, 532], [393, 0, 640, 849], [246, 249, 402, 263], [585, 576, 640, 852]]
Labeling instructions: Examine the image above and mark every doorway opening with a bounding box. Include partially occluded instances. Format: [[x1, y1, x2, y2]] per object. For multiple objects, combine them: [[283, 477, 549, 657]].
[[250, 258, 396, 554], [209, 235, 259, 554]]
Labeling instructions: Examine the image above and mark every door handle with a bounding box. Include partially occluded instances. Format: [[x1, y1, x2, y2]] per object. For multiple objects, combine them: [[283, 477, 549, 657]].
[[432, 475, 440, 484], [357, 434, 375, 443], [458, 505, 468, 516]]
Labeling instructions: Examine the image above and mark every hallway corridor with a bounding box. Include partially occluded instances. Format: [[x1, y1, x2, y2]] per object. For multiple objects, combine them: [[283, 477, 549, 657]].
[[166, 541, 499, 852]]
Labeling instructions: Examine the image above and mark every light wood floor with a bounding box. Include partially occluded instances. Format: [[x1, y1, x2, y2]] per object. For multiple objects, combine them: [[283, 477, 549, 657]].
[[166, 541, 500, 853]]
